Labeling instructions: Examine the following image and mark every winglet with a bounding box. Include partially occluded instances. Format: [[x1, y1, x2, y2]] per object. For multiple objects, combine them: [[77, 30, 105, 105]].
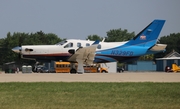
[[102, 38, 105, 42], [92, 40, 100, 45]]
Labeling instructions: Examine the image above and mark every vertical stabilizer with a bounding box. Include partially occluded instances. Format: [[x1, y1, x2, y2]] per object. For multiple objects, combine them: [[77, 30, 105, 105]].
[[127, 20, 165, 46]]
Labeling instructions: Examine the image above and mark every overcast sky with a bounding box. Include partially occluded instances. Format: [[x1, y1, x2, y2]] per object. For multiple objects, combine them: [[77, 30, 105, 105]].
[[1, 0, 180, 40]]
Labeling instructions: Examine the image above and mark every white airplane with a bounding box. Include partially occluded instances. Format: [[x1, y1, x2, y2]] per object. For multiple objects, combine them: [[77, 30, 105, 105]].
[[12, 19, 167, 73]]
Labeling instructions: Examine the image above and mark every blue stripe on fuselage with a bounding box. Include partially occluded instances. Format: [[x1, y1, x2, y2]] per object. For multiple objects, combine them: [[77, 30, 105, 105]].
[[96, 45, 149, 57]]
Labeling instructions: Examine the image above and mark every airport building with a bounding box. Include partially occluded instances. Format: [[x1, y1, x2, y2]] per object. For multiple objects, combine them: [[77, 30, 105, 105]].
[[126, 61, 156, 72], [124, 50, 180, 72], [156, 50, 180, 71]]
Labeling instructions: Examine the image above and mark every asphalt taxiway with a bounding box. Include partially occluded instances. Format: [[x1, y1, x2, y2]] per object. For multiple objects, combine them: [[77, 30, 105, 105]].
[[0, 72, 180, 82]]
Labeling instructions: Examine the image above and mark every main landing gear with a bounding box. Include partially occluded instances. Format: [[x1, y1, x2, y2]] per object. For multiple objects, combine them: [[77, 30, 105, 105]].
[[69, 60, 84, 74]]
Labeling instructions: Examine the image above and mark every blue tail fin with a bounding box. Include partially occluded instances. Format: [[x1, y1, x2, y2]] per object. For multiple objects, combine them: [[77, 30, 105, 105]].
[[127, 19, 165, 46]]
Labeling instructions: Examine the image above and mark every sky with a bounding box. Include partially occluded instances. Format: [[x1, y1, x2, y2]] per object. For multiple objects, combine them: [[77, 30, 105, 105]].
[[0, 0, 180, 40]]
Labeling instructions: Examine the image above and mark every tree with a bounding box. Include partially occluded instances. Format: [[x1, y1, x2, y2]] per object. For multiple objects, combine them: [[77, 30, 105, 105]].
[[139, 54, 154, 60], [105, 28, 135, 42], [0, 31, 62, 65], [154, 33, 180, 59], [86, 35, 103, 41]]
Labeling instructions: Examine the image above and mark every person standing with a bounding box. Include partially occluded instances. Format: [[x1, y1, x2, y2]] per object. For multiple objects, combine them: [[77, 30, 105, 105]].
[[16, 67, 19, 73]]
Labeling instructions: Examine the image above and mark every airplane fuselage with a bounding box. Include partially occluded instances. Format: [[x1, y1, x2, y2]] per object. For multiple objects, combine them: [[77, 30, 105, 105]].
[[20, 40, 131, 63], [17, 39, 164, 63]]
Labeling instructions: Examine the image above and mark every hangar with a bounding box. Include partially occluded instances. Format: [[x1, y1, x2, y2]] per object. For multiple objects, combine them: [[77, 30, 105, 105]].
[[126, 61, 156, 72], [156, 50, 180, 71]]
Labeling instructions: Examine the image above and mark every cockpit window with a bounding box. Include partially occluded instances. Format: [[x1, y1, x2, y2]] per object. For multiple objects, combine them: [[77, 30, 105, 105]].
[[97, 44, 101, 49], [55, 40, 67, 45], [64, 42, 73, 48], [86, 43, 90, 46], [77, 42, 81, 47]]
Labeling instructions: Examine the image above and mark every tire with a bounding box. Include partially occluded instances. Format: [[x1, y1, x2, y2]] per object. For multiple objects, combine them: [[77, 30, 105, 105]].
[[102, 70, 106, 73], [70, 68, 77, 74]]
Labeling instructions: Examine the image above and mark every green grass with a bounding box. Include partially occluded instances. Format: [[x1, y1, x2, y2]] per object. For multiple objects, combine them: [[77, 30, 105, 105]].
[[0, 82, 180, 109]]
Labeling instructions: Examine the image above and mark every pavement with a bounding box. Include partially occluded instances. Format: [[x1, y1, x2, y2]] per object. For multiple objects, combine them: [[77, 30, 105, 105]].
[[0, 71, 180, 82]]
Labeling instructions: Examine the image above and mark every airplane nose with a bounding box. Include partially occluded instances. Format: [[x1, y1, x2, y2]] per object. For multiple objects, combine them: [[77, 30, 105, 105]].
[[12, 46, 22, 53]]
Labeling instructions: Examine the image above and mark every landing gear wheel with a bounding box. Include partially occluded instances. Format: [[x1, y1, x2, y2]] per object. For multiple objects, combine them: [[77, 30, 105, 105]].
[[101, 70, 105, 73], [102, 70, 107, 73], [70, 69, 77, 74]]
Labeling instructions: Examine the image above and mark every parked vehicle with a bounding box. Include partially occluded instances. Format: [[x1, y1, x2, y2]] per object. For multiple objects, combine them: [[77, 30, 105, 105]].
[[117, 67, 124, 73], [165, 66, 172, 72], [55, 62, 108, 73], [33, 65, 44, 72], [37, 67, 49, 73]]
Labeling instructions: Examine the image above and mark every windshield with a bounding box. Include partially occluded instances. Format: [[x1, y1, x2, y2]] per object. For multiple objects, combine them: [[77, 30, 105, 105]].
[[55, 40, 67, 45]]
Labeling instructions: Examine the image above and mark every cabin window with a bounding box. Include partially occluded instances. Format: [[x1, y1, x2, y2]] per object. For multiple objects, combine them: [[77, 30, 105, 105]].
[[86, 43, 90, 46], [97, 44, 101, 49], [64, 42, 73, 48], [77, 42, 81, 47]]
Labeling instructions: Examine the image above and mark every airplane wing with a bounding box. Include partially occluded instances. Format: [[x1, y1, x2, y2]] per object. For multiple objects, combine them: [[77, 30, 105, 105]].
[[68, 40, 99, 65]]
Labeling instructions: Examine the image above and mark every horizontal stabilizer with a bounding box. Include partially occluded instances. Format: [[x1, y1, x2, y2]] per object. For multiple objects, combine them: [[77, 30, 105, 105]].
[[149, 44, 167, 51]]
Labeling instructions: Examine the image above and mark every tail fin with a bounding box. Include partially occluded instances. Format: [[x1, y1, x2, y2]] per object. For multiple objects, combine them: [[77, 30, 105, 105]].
[[127, 19, 165, 46]]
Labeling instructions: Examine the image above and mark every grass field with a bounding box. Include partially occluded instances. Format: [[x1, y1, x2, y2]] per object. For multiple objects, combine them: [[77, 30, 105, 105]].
[[0, 82, 180, 109]]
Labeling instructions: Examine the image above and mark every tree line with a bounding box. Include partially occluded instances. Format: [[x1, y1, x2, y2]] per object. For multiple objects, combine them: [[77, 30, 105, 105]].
[[0, 31, 62, 65], [0, 29, 180, 65]]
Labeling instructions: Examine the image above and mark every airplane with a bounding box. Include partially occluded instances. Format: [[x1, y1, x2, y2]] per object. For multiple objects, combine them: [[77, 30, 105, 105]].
[[12, 19, 167, 74]]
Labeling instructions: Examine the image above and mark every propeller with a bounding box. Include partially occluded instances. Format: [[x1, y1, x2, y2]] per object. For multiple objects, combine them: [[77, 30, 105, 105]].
[[11, 35, 22, 59], [18, 35, 22, 59]]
